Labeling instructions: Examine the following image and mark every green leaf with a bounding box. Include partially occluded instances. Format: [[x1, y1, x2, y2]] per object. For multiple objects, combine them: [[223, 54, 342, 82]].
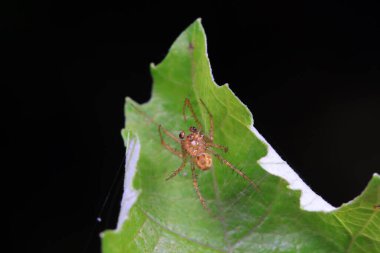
[[102, 19, 380, 253]]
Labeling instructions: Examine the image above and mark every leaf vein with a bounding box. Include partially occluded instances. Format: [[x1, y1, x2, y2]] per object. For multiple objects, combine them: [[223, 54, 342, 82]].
[[345, 210, 378, 253], [137, 205, 227, 253]]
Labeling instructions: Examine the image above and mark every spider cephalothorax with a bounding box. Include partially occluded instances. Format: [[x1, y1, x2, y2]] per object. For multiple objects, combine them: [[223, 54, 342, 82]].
[[158, 98, 259, 212]]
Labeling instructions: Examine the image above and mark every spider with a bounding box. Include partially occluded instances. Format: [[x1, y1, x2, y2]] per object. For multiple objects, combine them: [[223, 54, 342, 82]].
[[158, 98, 259, 211]]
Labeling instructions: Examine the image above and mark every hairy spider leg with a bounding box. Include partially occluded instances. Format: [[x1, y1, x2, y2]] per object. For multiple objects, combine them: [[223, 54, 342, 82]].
[[166, 155, 188, 181], [159, 124, 181, 144], [199, 100, 228, 152], [191, 161, 210, 212], [183, 98, 203, 130], [206, 142, 228, 153], [199, 99, 214, 141], [158, 125, 183, 158], [210, 150, 260, 192], [129, 101, 180, 144]]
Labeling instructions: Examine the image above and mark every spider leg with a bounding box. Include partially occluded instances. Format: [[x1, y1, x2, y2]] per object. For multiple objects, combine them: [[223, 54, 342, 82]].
[[158, 124, 181, 144], [158, 125, 183, 158], [128, 102, 180, 144], [183, 98, 202, 130], [191, 162, 210, 212], [166, 155, 188, 181], [210, 150, 260, 192], [199, 99, 214, 141], [206, 142, 228, 152]]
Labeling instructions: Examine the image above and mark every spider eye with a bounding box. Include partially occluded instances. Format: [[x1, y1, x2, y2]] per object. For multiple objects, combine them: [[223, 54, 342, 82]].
[[189, 126, 197, 132], [179, 131, 185, 139]]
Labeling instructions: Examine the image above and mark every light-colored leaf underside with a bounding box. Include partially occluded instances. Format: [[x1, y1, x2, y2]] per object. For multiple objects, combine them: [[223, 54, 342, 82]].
[[102, 19, 380, 253]]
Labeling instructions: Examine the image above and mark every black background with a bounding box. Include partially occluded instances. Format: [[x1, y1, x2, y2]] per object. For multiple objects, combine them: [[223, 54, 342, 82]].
[[4, 1, 380, 252]]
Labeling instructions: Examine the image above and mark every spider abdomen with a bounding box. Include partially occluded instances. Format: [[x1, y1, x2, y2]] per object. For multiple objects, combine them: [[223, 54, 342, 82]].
[[196, 153, 212, 170]]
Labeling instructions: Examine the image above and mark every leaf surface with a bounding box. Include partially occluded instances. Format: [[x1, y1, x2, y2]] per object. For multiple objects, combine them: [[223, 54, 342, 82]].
[[102, 19, 380, 253]]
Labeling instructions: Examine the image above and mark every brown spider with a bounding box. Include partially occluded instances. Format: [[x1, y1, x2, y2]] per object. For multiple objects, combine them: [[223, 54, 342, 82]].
[[158, 98, 259, 211]]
